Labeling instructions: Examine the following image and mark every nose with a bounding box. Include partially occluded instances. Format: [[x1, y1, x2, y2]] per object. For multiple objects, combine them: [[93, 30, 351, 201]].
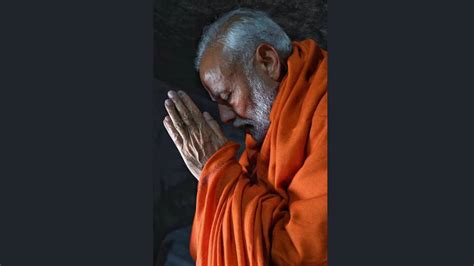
[[217, 104, 236, 123]]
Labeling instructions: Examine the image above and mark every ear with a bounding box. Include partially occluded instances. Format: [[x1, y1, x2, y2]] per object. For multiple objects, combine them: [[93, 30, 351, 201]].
[[255, 43, 281, 81]]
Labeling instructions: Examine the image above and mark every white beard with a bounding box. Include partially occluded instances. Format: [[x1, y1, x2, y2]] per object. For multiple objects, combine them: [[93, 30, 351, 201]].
[[233, 65, 278, 145]]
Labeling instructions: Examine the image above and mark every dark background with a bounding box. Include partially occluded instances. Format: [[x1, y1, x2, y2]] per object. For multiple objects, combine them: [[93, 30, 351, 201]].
[[0, 0, 471, 265], [153, 0, 327, 263]]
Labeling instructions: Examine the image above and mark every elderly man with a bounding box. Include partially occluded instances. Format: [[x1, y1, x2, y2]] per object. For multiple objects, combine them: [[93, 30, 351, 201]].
[[163, 8, 327, 265]]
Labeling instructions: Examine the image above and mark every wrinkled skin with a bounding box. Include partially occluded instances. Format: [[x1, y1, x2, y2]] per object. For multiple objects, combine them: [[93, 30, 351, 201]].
[[198, 44, 282, 144], [164, 43, 283, 180], [163, 90, 228, 180]]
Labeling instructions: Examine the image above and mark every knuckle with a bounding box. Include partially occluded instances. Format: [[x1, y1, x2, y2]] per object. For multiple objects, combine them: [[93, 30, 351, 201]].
[[182, 115, 191, 124], [174, 121, 184, 130], [190, 110, 198, 117], [196, 120, 206, 128], [171, 134, 179, 142], [182, 95, 191, 103]]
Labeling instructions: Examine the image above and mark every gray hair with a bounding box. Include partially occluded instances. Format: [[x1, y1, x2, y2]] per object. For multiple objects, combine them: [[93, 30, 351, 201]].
[[194, 8, 292, 72]]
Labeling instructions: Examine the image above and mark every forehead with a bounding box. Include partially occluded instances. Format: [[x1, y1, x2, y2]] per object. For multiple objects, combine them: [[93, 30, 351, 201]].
[[200, 60, 223, 87], [199, 49, 228, 92]]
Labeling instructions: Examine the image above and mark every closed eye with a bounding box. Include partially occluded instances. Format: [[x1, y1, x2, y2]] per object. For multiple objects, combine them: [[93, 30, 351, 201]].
[[220, 92, 231, 102]]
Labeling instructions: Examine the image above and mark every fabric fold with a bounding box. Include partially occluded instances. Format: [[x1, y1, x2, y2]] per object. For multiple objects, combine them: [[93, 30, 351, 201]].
[[190, 39, 327, 265]]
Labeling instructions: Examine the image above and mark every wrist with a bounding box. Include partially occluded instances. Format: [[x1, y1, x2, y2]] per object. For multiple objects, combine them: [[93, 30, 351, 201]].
[[199, 141, 240, 182]]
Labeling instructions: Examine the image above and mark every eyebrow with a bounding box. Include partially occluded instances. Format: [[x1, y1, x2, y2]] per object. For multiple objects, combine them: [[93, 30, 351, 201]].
[[204, 84, 226, 103], [202, 73, 227, 103], [203, 85, 218, 102], [209, 93, 217, 102], [208, 90, 231, 105], [200, 79, 215, 102]]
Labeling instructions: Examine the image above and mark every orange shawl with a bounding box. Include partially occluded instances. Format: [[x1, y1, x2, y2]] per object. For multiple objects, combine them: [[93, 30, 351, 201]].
[[190, 39, 327, 265]]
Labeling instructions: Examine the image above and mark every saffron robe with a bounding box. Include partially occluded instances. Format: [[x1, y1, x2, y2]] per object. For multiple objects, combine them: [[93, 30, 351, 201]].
[[190, 39, 327, 265]]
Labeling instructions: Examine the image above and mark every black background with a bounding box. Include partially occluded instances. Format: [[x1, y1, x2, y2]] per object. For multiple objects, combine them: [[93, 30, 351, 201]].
[[1, 0, 472, 265]]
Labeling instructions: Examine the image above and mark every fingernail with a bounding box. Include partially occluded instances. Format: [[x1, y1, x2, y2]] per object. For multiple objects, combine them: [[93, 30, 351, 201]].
[[165, 99, 171, 106], [168, 90, 177, 98], [178, 90, 185, 96]]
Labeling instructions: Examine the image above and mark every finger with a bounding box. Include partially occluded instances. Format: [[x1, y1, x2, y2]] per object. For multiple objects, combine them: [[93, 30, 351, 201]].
[[203, 111, 226, 139], [167, 90, 195, 127], [164, 99, 187, 138], [177, 90, 206, 125], [163, 116, 183, 147], [164, 116, 191, 166]]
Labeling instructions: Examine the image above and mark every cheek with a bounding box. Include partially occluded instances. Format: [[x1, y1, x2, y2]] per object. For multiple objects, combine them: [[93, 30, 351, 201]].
[[232, 90, 254, 119]]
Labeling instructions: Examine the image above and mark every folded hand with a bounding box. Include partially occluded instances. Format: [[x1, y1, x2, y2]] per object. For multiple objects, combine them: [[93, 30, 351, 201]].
[[163, 90, 228, 180]]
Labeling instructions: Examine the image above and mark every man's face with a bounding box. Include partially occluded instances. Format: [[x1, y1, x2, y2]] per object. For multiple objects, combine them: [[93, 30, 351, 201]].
[[199, 48, 278, 145]]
